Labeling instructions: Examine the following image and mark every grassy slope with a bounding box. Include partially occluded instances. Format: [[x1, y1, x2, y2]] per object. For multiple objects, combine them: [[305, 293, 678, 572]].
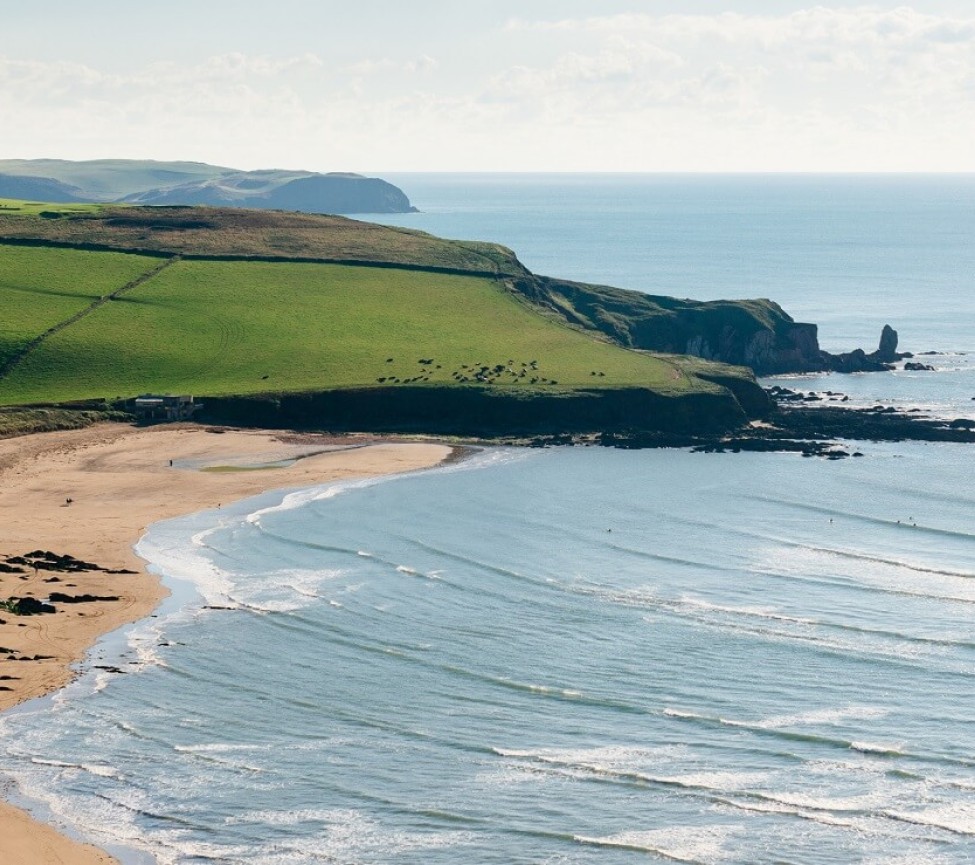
[[516, 275, 793, 349], [0, 246, 160, 367], [0, 257, 714, 405], [0, 205, 525, 274], [0, 407, 129, 438], [0, 199, 104, 216]]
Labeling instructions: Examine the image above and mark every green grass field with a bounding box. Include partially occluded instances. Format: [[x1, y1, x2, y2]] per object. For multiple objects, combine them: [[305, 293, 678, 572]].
[[0, 246, 161, 368], [0, 199, 105, 216], [0, 204, 525, 274], [0, 251, 721, 406]]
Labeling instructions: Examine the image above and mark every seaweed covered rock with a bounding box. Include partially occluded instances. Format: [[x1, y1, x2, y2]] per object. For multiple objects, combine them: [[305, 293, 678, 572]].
[[1, 597, 56, 615]]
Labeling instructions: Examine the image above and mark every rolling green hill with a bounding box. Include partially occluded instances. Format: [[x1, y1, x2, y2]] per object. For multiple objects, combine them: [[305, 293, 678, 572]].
[[0, 159, 227, 200], [1, 254, 708, 404], [0, 201, 773, 436], [0, 246, 162, 368], [0, 204, 524, 274]]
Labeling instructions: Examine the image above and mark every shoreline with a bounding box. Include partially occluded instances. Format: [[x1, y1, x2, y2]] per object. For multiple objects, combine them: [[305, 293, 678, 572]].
[[0, 422, 455, 865]]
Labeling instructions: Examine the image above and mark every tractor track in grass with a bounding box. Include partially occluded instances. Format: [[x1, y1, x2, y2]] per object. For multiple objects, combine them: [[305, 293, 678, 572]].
[[0, 256, 180, 384]]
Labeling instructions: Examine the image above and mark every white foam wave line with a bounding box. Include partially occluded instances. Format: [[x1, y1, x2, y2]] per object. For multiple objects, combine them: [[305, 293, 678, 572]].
[[659, 708, 966, 765], [29, 757, 75, 768], [242, 445, 528, 526], [671, 595, 975, 651], [575, 826, 741, 864], [641, 610, 966, 672], [662, 507, 975, 577], [713, 796, 940, 841], [750, 706, 889, 730], [493, 747, 771, 796], [574, 834, 706, 863], [758, 537, 975, 580], [712, 786, 971, 844], [80, 763, 122, 779], [744, 561, 975, 608], [243, 476, 374, 525], [851, 741, 908, 757], [573, 583, 975, 652], [175, 742, 269, 754], [882, 805, 975, 836], [670, 616, 925, 671], [752, 494, 975, 532], [674, 595, 817, 626]]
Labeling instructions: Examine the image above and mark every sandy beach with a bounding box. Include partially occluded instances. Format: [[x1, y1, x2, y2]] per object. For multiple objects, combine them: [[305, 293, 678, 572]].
[[0, 423, 452, 864]]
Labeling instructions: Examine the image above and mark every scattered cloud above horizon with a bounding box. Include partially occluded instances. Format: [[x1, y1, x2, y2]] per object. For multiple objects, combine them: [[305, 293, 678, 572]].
[[3, 5, 974, 171]]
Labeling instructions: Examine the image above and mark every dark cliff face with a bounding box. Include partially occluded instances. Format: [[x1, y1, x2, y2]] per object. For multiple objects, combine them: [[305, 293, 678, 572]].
[[511, 275, 827, 376], [197, 385, 750, 437], [509, 276, 912, 378]]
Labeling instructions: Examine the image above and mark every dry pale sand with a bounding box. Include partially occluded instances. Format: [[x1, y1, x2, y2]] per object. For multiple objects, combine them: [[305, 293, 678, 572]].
[[0, 423, 453, 865]]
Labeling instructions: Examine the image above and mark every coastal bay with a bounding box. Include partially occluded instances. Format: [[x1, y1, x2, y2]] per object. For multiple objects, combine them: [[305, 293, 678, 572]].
[[0, 175, 972, 863], [3, 442, 970, 863], [0, 425, 451, 863]]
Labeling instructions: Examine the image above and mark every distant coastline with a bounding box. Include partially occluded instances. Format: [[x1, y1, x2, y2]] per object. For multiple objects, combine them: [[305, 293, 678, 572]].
[[0, 158, 417, 214]]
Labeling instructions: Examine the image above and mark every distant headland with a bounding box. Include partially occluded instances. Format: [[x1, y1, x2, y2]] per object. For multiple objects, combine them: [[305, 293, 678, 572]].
[[0, 159, 417, 215]]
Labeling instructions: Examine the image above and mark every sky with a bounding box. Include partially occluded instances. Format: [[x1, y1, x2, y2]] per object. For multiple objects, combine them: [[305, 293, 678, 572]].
[[3, 1, 974, 172]]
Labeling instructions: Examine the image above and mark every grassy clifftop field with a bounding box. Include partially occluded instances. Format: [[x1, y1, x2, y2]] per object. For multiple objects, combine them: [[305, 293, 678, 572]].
[[0, 202, 771, 436], [0, 202, 522, 274]]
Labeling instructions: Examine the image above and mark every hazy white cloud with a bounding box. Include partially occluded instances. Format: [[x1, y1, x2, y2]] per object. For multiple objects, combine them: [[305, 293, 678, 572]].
[[2, 6, 974, 170], [344, 54, 439, 76], [493, 6, 975, 169]]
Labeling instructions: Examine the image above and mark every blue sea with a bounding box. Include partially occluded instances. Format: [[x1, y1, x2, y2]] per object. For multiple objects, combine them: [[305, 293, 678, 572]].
[[1, 176, 974, 864]]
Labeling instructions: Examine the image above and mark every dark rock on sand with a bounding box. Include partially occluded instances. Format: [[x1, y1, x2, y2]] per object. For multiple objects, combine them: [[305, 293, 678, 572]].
[[49, 592, 120, 604], [3, 597, 56, 615], [26, 551, 102, 572]]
